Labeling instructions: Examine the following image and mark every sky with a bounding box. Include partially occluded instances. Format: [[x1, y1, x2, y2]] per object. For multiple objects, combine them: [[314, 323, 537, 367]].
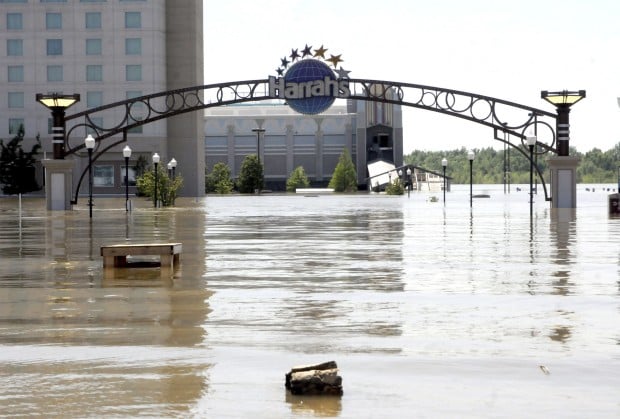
[[203, 0, 620, 154]]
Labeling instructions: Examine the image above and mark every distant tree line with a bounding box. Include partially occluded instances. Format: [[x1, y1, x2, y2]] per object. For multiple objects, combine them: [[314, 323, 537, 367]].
[[405, 143, 620, 184]]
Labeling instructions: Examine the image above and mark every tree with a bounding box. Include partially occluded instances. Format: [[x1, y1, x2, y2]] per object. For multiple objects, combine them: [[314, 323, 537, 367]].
[[385, 178, 404, 195], [328, 149, 357, 192], [286, 166, 310, 192], [206, 162, 234, 194], [237, 154, 263, 193], [136, 165, 183, 206], [0, 126, 41, 195]]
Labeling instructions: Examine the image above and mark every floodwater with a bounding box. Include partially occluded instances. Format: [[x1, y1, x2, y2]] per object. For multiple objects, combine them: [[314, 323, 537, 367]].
[[0, 185, 619, 418]]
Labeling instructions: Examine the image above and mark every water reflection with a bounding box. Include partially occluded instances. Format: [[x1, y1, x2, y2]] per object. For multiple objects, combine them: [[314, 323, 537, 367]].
[[1, 191, 619, 417], [549, 209, 576, 295]]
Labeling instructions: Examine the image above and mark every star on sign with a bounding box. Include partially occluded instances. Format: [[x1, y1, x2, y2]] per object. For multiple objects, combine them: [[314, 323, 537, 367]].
[[327, 54, 343, 68], [289, 48, 300, 61], [301, 44, 313, 58], [336, 67, 351, 79], [280, 56, 290, 69], [313, 45, 327, 59], [276, 67, 284, 76]]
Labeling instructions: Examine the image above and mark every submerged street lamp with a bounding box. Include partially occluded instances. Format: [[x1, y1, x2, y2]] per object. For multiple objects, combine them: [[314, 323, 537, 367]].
[[84, 134, 95, 218], [441, 157, 447, 205], [541, 90, 586, 156], [526, 135, 537, 218], [406, 167, 412, 198], [123, 145, 132, 212], [36, 93, 80, 159], [468, 150, 475, 208], [169, 158, 177, 179], [152, 152, 160, 208]]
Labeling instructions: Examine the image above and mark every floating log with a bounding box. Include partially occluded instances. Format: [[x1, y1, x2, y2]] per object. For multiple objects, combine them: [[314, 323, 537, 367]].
[[285, 361, 343, 396]]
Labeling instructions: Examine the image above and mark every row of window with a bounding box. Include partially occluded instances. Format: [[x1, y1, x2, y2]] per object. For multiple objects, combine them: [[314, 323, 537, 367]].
[[4, 63, 143, 82], [6, 11, 141, 30], [5, 38, 142, 56]]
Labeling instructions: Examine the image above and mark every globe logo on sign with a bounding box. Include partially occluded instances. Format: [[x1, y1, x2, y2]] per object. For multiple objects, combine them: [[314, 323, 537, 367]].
[[284, 59, 336, 115], [268, 44, 351, 115]]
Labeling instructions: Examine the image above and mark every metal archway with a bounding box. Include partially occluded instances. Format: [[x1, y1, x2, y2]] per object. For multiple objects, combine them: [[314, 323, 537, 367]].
[[64, 78, 556, 202]]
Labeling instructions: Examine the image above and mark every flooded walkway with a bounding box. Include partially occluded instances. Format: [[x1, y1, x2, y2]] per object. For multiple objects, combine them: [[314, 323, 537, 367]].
[[0, 186, 619, 417]]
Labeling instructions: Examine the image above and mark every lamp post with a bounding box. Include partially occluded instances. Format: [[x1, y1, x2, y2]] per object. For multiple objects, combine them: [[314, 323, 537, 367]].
[[169, 158, 177, 179], [541, 90, 586, 156], [526, 135, 537, 218], [84, 134, 95, 218], [406, 167, 412, 198], [152, 152, 160, 208], [167, 161, 172, 178], [251, 128, 265, 167], [468, 150, 475, 208], [36, 93, 80, 159], [441, 157, 447, 205], [122, 145, 131, 212]]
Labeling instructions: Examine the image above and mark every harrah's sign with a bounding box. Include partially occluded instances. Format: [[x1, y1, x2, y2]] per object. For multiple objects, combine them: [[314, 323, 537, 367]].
[[268, 75, 350, 100]]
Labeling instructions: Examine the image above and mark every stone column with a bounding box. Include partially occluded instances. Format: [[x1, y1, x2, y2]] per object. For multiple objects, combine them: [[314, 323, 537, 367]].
[[42, 159, 75, 210], [547, 156, 580, 208]]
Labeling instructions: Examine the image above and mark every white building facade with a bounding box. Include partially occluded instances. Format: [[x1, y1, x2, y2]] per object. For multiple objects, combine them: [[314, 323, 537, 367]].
[[0, 0, 204, 197]]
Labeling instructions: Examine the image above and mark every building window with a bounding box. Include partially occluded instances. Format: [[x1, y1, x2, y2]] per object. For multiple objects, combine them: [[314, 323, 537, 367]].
[[8, 65, 24, 82], [7, 39, 23, 56], [9, 118, 24, 135], [80, 0, 106, 2], [125, 38, 141, 55], [47, 39, 63, 55], [85, 12, 101, 29], [126, 90, 144, 133], [125, 65, 141, 81], [85, 38, 101, 55], [94, 165, 114, 187], [86, 91, 103, 108], [1, 0, 28, 3], [86, 65, 103, 81], [7, 13, 23, 30], [121, 166, 136, 186], [40, 0, 68, 2], [46, 13, 62, 29], [8, 92, 24, 108], [47, 65, 63, 81], [125, 12, 141, 28]]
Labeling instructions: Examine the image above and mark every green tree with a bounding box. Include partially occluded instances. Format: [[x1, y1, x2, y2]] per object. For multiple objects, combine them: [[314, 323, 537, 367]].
[[385, 178, 404, 195], [136, 165, 183, 206], [206, 162, 234, 194], [0, 126, 41, 195], [286, 165, 310, 192], [237, 154, 263, 193], [328, 149, 357, 192]]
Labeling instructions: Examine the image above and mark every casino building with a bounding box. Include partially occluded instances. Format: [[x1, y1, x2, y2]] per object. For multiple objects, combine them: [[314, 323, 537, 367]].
[[204, 97, 403, 191]]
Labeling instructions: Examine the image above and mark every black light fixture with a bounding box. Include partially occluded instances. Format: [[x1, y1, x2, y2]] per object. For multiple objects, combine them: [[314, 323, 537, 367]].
[[36, 93, 80, 159], [441, 157, 447, 205], [169, 158, 177, 179], [468, 150, 475, 208], [84, 134, 95, 218], [251, 128, 265, 167], [123, 145, 132, 212], [406, 167, 412, 198], [152, 153, 160, 208], [540, 90, 586, 156], [526, 135, 537, 218]]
